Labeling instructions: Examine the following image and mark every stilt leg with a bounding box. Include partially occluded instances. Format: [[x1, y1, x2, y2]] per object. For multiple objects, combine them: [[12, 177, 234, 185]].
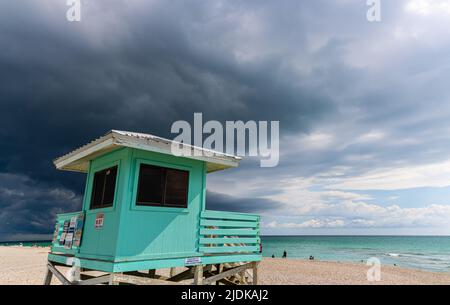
[[215, 264, 221, 285], [46, 262, 71, 285], [43, 263, 53, 285], [252, 262, 259, 285], [193, 265, 203, 285], [109, 273, 119, 285], [69, 265, 81, 283], [239, 270, 246, 284], [169, 267, 176, 277]]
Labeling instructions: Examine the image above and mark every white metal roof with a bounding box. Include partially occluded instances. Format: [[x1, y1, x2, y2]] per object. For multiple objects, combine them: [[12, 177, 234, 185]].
[[53, 130, 241, 173]]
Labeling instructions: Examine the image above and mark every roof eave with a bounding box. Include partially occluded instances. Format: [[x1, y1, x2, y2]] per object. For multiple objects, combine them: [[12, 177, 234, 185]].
[[53, 131, 240, 173]]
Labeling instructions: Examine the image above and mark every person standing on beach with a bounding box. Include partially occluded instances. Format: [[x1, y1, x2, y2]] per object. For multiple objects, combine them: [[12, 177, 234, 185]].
[[282, 250, 287, 258]]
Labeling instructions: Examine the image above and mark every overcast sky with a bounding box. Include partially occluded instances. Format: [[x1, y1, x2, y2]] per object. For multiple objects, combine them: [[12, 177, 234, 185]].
[[2, 0, 450, 240]]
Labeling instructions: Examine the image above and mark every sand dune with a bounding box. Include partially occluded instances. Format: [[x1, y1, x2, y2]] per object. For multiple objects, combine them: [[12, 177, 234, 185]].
[[1, 246, 450, 285]]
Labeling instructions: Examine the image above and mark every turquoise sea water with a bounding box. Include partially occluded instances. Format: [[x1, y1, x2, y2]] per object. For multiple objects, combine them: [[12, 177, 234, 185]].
[[2, 236, 450, 273], [262, 236, 450, 273], [0, 240, 51, 247]]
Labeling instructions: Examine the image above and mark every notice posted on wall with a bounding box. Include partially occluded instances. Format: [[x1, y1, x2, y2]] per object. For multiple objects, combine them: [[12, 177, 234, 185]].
[[59, 220, 70, 245], [95, 213, 104, 229], [54, 213, 85, 249], [64, 218, 76, 249], [64, 233, 73, 249], [185, 257, 202, 266], [73, 213, 84, 247], [69, 216, 77, 228]]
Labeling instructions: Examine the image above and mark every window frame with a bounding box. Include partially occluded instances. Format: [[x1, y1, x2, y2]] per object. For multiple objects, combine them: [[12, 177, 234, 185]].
[[88, 163, 120, 211], [132, 159, 191, 212], [163, 167, 190, 208], [135, 164, 166, 207]]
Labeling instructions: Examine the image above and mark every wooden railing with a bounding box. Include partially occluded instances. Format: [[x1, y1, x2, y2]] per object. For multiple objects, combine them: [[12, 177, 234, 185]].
[[199, 210, 261, 255]]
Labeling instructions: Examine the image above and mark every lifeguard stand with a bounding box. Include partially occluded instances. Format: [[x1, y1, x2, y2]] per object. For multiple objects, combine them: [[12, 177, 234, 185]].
[[44, 130, 261, 285]]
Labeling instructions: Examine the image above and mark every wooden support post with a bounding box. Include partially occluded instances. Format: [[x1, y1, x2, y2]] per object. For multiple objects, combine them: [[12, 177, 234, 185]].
[[218, 278, 237, 285], [43, 263, 53, 285], [168, 267, 194, 282], [113, 273, 182, 285], [47, 262, 72, 285], [76, 275, 111, 285], [109, 273, 120, 285], [170, 267, 176, 277], [193, 265, 203, 285], [125, 270, 159, 279], [203, 263, 251, 285], [69, 265, 81, 283], [215, 264, 221, 285], [239, 270, 246, 284], [148, 269, 156, 278], [252, 262, 258, 285]]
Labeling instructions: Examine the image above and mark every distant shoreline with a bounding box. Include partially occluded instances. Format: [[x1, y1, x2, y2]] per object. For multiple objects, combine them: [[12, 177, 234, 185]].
[[1, 243, 445, 274], [0, 240, 51, 243], [3, 236, 450, 273], [1, 246, 450, 285], [2, 234, 450, 243]]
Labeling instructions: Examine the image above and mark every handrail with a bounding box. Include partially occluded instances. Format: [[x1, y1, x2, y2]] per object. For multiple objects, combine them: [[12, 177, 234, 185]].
[[199, 210, 261, 255]]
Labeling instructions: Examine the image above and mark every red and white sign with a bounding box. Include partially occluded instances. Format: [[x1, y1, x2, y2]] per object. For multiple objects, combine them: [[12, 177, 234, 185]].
[[95, 213, 104, 229]]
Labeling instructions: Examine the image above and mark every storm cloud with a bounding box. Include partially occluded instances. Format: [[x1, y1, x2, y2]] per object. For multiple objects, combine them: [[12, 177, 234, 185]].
[[2, 0, 450, 239], [206, 190, 285, 213]]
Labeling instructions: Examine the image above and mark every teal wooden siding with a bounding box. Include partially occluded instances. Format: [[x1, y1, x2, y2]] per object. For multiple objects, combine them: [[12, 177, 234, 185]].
[[77, 148, 129, 260], [113, 148, 205, 261]]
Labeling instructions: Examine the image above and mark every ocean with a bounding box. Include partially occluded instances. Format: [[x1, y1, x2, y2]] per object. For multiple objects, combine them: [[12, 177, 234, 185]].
[[2, 236, 449, 273], [0, 240, 52, 247], [262, 236, 450, 273]]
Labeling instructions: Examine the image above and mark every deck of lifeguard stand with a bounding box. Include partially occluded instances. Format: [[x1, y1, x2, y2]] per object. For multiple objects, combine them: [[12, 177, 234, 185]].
[[45, 252, 260, 285]]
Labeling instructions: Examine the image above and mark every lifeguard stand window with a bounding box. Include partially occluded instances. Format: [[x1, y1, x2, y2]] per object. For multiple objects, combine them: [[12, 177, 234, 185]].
[[136, 164, 189, 208], [90, 166, 118, 209]]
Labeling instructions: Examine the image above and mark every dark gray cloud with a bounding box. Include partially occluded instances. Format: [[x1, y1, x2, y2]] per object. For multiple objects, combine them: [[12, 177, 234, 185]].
[[2, 0, 450, 238], [0, 173, 82, 240], [206, 190, 284, 213], [0, 0, 333, 182], [0, 0, 329, 238]]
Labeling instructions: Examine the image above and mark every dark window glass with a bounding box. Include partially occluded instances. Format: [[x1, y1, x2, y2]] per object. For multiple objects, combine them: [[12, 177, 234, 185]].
[[136, 164, 164, 205], [164, 169, 189, 207], [91, 172, 105, 208], [103, 167, 118, 205], [136, 164, 189, 208], [90, 166, 118, 209]]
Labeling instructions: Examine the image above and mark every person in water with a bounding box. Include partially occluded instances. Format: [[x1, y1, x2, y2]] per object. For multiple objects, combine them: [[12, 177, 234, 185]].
[[282, 250, 287, 258], [271, 254, 275, 258]]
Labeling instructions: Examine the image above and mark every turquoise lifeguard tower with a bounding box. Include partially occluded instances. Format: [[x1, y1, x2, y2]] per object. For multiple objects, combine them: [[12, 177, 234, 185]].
[[45, 130, 261, 285]]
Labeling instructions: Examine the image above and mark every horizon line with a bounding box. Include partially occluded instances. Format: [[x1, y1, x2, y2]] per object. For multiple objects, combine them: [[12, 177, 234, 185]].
[[2, 234, 450, 243]]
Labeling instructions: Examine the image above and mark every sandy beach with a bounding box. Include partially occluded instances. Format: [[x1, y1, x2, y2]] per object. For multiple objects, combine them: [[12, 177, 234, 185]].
[[1, 246, 450, 285]]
